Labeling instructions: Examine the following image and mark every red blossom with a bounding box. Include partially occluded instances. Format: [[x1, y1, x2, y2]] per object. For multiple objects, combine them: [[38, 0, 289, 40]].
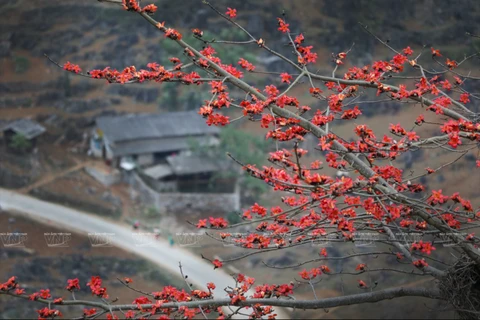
[[212, 259, 223, 269], [37, 307, 62, 319], [63, 61, 81, 73], [459, 93, 470, 104], [141, 4, 157, 14], [226, 7, 237, 18], [280, 73, 293, 84], [83, 308, 97, 317], [446, 58, 458, 69], [431, 47, 442, 57], [277, 18, 290, 33], [238, 58, 255, 71], [356, 263, 367, 271], [294, 33, 305, 44], [66, 278, 80, 291], [403, 46, 413, 56]]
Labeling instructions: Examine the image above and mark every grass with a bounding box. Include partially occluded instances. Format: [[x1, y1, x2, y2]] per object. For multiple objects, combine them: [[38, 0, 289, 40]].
[[12, 55, 30, 74]]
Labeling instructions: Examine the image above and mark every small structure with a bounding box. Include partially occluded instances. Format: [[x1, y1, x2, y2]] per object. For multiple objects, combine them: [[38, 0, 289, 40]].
[[90, 111, 220, 168], [1, 119, 46, 152], [142, 151, 236, 193]]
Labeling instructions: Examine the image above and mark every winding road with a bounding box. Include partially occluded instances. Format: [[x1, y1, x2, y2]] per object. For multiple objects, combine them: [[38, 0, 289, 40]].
[[0, 188, 288, 319]]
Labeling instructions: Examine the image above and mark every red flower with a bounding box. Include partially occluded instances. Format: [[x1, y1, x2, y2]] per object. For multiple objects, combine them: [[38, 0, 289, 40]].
[[226, 7, 237, 18], [309, 87, 322, 96], [124, 277, 133, 284], [356, 263, 367, 271], [83, 308, 97, 316], [141, 4, 157, 14], [29, 292, 39, 300], [277, 18, 290, 33], [299, 269, 310, 280], [165, 28, 182, 40], [66, 278, 80, 291], [63, 61, 81, 73], [264, 85, 280, 97], [415, 114, 425, 125], [192, 28, 203, 37], [446, 58, 458, 69], [14, 288, 25, 295], [413, 259, 429, 268], [213, 259, 223, 269], [133, 296, 152, 305], [280, 73, 293, 84], [320, 265, 331, 273], [53, 298, 63, 304], [459, 93, 470, 104], [207, 282, 216, 290], [294, 34, 304, 45], [403, 46, 413, 56], [358, 280, 368, 288], [39, 289, 51, 299], [37, 307, 62, 318], [431, 47, 442, 57]]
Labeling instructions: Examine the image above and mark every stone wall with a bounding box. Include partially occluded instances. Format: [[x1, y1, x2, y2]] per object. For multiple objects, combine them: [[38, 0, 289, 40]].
[[129, 171, 240, 216], [85, 166, 120, 187]]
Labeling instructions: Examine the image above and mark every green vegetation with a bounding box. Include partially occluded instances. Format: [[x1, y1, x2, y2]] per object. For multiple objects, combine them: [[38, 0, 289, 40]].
[[12, 55, 30, 74], [225, 210, 242, 225], [144, 206, 162, 218], [9, 133, 31, 152]]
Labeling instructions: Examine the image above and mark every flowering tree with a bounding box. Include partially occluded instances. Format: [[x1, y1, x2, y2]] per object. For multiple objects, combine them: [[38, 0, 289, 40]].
[[2, 0, 480, 318]]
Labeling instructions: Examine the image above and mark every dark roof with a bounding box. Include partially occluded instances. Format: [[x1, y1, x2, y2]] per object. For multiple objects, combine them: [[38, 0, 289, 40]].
[[110, 135, 219, 157], [143, 164, 173, 180], [1, 119, 46, 139], [166, 153, 224, 176], [96, 111, 219, 143]]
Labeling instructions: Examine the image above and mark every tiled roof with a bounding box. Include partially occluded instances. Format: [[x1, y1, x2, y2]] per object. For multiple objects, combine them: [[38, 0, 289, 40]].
[[1, 119, 46, 139], [96, 111, 219, 143]]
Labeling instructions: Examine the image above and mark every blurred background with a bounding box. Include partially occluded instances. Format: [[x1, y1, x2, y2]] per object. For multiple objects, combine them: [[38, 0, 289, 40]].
[[0, 0, 479, 318]]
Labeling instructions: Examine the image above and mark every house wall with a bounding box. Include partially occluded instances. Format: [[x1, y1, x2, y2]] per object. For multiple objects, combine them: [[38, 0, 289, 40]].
[[103, 136, 114, 160], [136, 153, 154, 167], [129, 171, 240, 216], [89, 136, 103, 158], [138, 171, 178, 192], [85, 166, 120, 187]]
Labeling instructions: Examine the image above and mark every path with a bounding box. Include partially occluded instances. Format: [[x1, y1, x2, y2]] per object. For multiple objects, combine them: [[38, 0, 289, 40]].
[[18, 161, 91, 194], [0, 188, 288, 319]]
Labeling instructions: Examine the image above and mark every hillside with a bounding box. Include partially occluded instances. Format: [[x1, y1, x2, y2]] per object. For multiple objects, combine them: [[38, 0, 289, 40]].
[[0, 0, 479, 319]]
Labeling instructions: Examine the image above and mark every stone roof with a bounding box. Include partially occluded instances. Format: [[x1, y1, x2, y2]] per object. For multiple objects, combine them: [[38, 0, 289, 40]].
[[96, 111, 219, 143], [1, 119, 46, 139], [166, 153, 223, 176], [110, 135, 219, 157], [142, 164, 173, 180]]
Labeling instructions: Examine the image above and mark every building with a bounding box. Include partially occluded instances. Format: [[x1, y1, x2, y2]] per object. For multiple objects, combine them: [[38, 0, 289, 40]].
[[1, 118, 46, 152], [90, 111, 220, 168], [87, 111, 241, 215], [141, 151, 236, 193]]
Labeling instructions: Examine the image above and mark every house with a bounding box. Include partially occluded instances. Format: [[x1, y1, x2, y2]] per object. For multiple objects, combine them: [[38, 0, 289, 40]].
[[141, 151, 237, 193], [1, 118, 46, 152], [90, 111, 220, 168], [88, 111, 241, 215]]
